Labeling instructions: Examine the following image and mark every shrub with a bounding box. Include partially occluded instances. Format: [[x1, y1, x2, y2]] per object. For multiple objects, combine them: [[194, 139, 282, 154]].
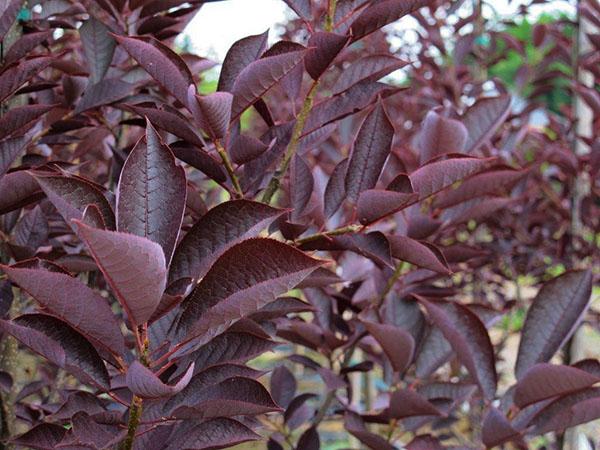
[[0, 0, 597, 449]]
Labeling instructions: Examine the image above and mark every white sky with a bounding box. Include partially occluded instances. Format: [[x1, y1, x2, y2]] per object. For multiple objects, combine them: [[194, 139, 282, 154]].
[[182, 0, 575, 62]]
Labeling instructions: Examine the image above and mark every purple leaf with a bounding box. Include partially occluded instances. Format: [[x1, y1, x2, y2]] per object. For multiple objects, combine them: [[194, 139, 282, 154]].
[[218, 30, 269, 92], [34, 174, 116, 230], [290, 154, 314, 220], [71, 412, 122, 448], [169, 200, 284, 283], [187, 88, 233, 139], [363, 322, 414, 373], [282, 0, 312, 20], [0, 265, 125, 357], [297, 427, 320, 450], [515, 270, 593, 379], [126, 361, 194, 398], [231, 49, 306, 120], [333, 54, 407, 95], [0, 0, 21, 42], [74, 78, 132, 113], [0, 314, 110, 389], [270, 365, 297, 409], [356, 189, 417, 224], [387, 235, 451, 274], [172, 376, 281, 419], [0, 171, 42, 215], [345, 100, 394, 203], [0, 136, 26, 179], [3, 31, 50, 65], [345, 411, 396, 450], [0, 57, 53, 103], [74, 221, 167, 326], [528, 388, 600, 434], [410, 156, 494, 200], [418, 110, 468, 164], [482, 407, 521, 448], [324, 157, 348, 217], [11, 423, 67, 450], [114, 34, 194, 105], [165, 418, 260, 450], [170, 141, 226, 182], [230, 133, 269, 165], [388, 389, 443, 419], [514, 363, 600, 408], [0, 104, 55, 140], [79, 17, 116, 84], [349, 0, 433, 42], [125, 104, 204, 148], [190, 331, 276, 369], [305, 32, 348, 80], [462, 95, 511, 153], [176, 238, 321, 349], [116, 119, 186, 264], [419, 299, 497, 400]]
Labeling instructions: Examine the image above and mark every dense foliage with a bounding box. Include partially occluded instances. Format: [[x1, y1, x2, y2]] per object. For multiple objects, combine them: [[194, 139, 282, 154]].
[[0, 0, 598, 448]]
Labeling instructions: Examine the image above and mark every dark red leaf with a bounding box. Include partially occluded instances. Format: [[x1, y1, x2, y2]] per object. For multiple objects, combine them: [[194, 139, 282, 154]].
[[462, 95, 511, 153], [345, 411, 395, 450], [345, 100, 394, 203], [126, 361, 194, 398], [0, 136, 26, 179], [164, 418, 260, 450], [169, 200, 284, 283], [79, 17, 116, 83], [0, 104, 55, 140], [74, 221, 167, 326], [418, 110, 468, 163], [11, 423, 67, 450], [74, 78, 132, 113], [305, 32, 348, 80], [297, 426, 320, 450], [356, 189, 417, 224], [387, 235, 451, 274], [290, 154, 314, 220], [482, 407, 521, 448], [230, 133, 269, 165], [333, 54, 408, 95], [270, 365, 297, 408], [218, 30, 269, 92], [0, 265, 125, 357], [324, 157, 348, 217], [116, 119, 186, 264], [187, 88, 233, 139], [0, 57, 53, 103], [515, 270, 593, 379], [363, 321, 415, 372], [388, 389, 443, 418], [0, 0, 21, 42]]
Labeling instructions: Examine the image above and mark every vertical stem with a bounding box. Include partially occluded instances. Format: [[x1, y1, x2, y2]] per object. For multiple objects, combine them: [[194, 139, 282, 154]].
[[120, 396, 143, 450], [214, 139, 243, 198], [262, 80, 319, 205], [325, 0, 338, 32]]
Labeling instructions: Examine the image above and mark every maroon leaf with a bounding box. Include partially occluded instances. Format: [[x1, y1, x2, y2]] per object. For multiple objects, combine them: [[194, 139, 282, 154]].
[[169, 200, 284, 283], [71, 412, 122, 448], [345, 411, 395, 450], [297, 426, 320, 450], [0, 57, 52, 103], [172, 376, 280, 419], [270, 365, 297, 408], [11, 423, 67, 450], [515, 270, 593, 379], [187, 88, 233, 139], [125, 104, 203, 148], [74, 78, 132, 113], [114, 34, 193, 105], [74, 221, 167, 326], [282, 0, 312, 20], [170, 142, 226, 183], [230, 133, 269, 165], [418, 110, 468, 163], [0, 136, 26, 179], [305, 32, 348, 80], [528, 388, 600, 434], [126, 361, 194, 398], [218, 30, 269, 92], [364, 322, 414, 372], [0, 265, 125, 357], [0, 104, 55, 140], [324, 157, 348, 217], [345, 100, 394, 203], [11, 205, 48, 252], [349, 0, 433, 42], [0, 0, 21, 42], [387, 235, 451, 274], [164, 418, 260, 450], [462, 95, 511, 153], [410, 156, 494, 200], [514, 363, 600, 408], [356, 189, 417, 224], [176, 238, 321, 349], [79, 17, 116, 84], [419, 299, 497, 400], [482, 407, 521, 448], [0, 314, 110, 389], [388, 389, 443, 418], [0, 170, 43, 215], [333, 54, 407, 95], [190, 331, 276, 369], [231, 49, 306, 120], [290, 154, 314, 220], [34, 174, 116, 230], [116, 119, 186, 264]]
